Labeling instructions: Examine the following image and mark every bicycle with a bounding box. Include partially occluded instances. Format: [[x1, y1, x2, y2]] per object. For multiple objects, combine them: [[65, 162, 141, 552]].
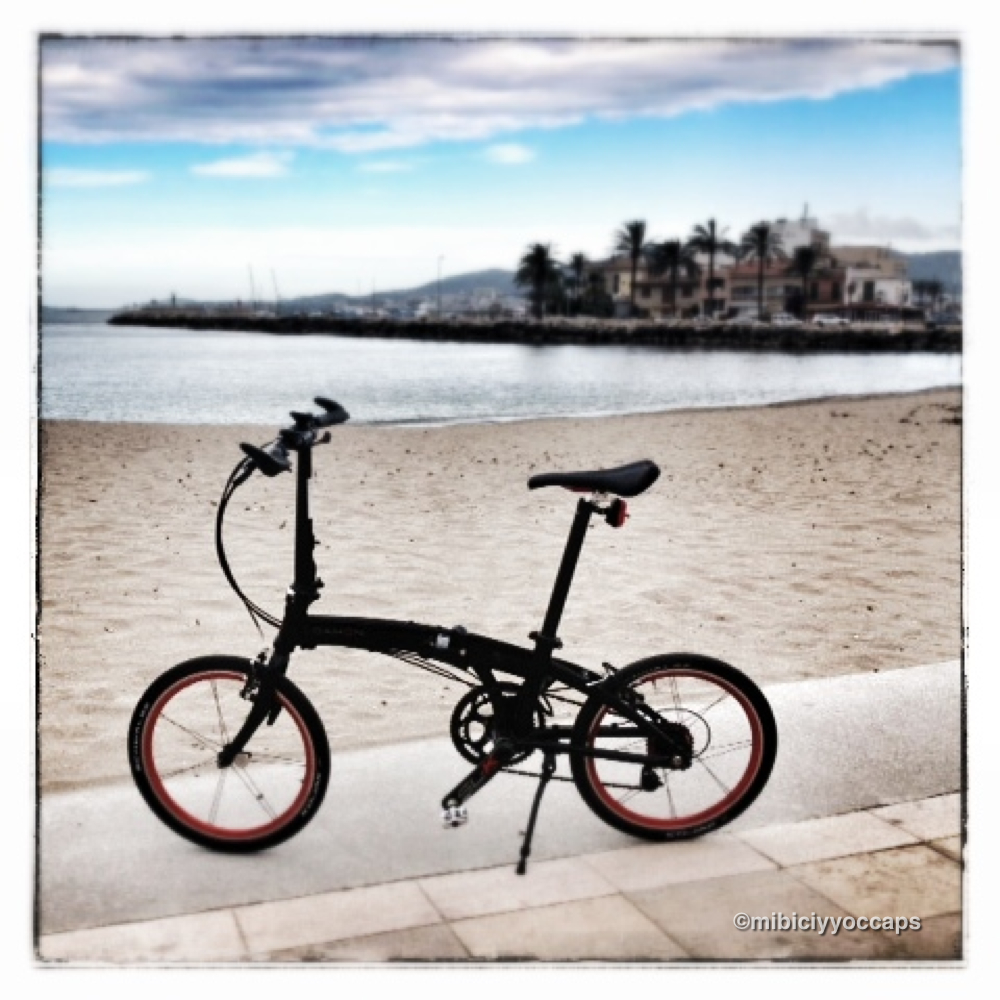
[[128, 397, 777, 874]]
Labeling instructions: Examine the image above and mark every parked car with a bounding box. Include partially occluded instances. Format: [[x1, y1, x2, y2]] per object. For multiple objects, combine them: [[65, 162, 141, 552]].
[[812, 314, 850, 327], [771, 313, 802, 327], [926, 312, 959, 329]]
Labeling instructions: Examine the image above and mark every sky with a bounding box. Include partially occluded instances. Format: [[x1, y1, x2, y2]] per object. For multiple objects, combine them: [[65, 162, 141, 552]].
[[39, 35, 961, 308]]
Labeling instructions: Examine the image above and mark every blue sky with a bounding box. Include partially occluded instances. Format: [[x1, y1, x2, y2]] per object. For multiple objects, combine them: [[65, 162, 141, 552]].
[[40, 37, 961, 307]]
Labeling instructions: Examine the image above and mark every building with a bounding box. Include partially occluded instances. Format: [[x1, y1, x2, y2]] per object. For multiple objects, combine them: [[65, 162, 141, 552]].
[[597, 251, 737, 319], [831, 245, 907, 278], [830, 245, 911, 314], [727, 261, 846, 319], [772, 213, 831, 256]]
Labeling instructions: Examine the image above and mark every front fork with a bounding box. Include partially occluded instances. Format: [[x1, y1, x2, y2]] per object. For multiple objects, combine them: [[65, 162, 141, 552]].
[[217, 639, 295, 767]]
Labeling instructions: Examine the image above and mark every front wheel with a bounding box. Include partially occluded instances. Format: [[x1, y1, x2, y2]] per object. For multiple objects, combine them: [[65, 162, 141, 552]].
[[128, 655, 330, 852], [570, 654, 776, 840]]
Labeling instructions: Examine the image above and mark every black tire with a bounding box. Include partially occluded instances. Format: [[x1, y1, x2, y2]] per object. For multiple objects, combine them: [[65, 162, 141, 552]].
[[128, 655, 329, 852], [570, 653, 777, 841]]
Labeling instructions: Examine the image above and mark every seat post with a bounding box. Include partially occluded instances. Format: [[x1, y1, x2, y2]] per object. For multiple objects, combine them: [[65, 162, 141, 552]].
[[534, 497, 594, 653]]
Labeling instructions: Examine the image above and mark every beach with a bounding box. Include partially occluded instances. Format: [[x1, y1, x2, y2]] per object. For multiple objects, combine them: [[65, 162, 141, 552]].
[[37, 389, 961, 794]]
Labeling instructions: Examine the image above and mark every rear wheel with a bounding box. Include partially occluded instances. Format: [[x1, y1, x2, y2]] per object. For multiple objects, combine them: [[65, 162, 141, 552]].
[[128, 656, 329, 852], [570, 654, 776, 840]]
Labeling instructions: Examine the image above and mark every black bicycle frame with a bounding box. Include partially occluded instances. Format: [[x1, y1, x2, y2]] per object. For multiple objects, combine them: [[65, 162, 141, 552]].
[[241, 441, 684, 768]]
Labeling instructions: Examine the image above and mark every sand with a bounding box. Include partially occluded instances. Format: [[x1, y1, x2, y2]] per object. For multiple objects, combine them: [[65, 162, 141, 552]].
[[37, 389, 962, 793]]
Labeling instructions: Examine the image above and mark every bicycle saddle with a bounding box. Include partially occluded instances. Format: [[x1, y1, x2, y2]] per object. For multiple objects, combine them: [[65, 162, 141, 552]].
[[527, 460, 660, 497]]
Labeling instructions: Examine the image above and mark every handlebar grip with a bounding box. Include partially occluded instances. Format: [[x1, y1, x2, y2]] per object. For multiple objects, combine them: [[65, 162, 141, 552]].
[[240, 441, 292, 477], [314, 397, 350, 427]]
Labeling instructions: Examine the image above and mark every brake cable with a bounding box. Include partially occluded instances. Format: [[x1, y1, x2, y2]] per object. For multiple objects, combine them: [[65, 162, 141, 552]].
[[215, 453, 283, 636]]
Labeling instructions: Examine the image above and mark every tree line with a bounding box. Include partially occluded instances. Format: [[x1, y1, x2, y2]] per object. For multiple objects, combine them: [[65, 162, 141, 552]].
[[514, 219, 914, 321]]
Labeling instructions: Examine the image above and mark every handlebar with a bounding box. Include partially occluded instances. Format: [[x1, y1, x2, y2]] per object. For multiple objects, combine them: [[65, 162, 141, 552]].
[[240, 396, 350, 477]]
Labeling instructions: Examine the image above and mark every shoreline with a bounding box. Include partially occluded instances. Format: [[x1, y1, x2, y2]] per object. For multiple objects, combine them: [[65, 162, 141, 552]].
[[39, 384, 963, 432]]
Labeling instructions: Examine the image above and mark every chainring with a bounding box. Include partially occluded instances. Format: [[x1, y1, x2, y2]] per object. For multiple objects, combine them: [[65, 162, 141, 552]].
[[449, 682, 544, 765]]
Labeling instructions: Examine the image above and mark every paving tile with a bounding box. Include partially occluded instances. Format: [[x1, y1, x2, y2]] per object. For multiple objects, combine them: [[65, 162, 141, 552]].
[[886, 913, 963, 961], [930, 836, 962, 863], [39, 910, 245, 964], [738, 810, 918, 867], [871, 793, 962, 841], [629, 868, 913, 961], [419, 857, 616, 922], [451, 895, 688, 962], [790, 845, 962, 922], [235, 881, 441, 956], [581, 833, 776, 894], [257, 924, 469, 963]]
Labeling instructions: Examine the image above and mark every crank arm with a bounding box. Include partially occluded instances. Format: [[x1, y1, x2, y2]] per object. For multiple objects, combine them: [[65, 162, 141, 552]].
[[441, 752, 507, 809]]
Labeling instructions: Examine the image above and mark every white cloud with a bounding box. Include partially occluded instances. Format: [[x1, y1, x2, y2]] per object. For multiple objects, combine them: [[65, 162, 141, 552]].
[[357, 160, 413, 173], [41, 38, 958, 152], [46, 168, 149, 188], [485, 143, 535, 165], [191, 151, 293, 178], [828, 207, 960, 242]]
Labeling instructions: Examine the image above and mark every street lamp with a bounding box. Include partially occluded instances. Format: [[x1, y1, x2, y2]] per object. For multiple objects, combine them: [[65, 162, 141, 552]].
[[437, 256, 444, 316]]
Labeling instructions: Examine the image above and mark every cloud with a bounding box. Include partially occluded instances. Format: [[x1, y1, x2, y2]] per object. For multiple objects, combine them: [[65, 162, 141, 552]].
[[46, 168, 150, 188], [41, 38, 958, 152], [485, 143, 535, 165], [828, 208, 960, 242], [357, 160, 413, 173], [191, 151, 293, 177]]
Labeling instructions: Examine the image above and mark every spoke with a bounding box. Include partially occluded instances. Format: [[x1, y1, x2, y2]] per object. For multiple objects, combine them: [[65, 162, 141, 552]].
[[208, 769, 228, 825], [669, 676, 682, 717], [662, 770, 677, 819], [158, 760, 216, 781], [700, 739, 752, 761], [697, 757, 733, 797], [697, 692, 730, 716], [232, 764, 279, 821], [242, 751, 307, 767], [211, 681, 230, 744], [160, 713, 221, 751], [615, 786, 644, 805]]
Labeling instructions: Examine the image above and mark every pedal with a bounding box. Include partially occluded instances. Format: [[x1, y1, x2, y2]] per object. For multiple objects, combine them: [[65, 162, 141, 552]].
[[442, 805, 469, 828]]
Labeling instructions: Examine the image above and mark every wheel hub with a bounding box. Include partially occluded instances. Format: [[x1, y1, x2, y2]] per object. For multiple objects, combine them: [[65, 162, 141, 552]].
[[647, 721, 695, 771]]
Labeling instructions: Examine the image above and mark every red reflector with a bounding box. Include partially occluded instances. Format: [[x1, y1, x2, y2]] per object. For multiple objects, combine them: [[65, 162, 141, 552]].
[[614, 500, 629, 528], [482, 756, 501, 777]]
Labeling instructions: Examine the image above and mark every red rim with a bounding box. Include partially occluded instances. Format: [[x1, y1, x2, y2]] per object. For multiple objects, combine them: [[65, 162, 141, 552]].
[[142, 670, 317, 842], [584, 668, 765, 831]]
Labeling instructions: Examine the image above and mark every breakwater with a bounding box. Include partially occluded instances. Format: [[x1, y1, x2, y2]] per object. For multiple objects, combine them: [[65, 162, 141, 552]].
[[107, 311, 962, 353]]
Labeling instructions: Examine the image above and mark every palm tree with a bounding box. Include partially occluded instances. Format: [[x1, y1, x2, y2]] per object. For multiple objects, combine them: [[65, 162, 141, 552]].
[[613, 220, 650, 317], [685, 219, 738, 317], [646, 240, 700, 317], [515, 243, 562, 319], [739, 222, 785, 320], [786, 245, 820, 318], [567, 253, 588, 312]]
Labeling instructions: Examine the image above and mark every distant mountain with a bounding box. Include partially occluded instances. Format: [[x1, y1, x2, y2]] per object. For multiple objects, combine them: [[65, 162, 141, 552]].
[[41, 306, 117, 324], [900, 252, 962, 295], [284, 269, 520, 310]]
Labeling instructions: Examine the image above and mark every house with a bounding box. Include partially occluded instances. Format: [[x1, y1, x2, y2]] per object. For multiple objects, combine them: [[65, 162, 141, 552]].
[[831, 245, 912, 314], [595, 251, 737, 319], [727, 260, 846, 319]]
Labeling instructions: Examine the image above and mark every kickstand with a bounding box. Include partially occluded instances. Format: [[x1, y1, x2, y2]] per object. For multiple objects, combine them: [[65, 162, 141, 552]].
[[516, 752, 557, 876]]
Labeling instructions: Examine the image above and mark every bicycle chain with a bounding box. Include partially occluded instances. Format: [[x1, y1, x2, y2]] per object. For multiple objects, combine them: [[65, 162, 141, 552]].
[[501, 759, 640, 791]]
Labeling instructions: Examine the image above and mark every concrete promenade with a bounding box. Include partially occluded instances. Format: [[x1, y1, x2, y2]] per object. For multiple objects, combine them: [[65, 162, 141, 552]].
[[37, 660, 964, 964]]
